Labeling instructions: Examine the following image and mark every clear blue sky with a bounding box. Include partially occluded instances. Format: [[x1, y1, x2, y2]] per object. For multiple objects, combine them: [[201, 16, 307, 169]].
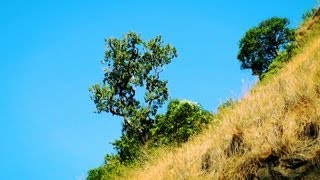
[[0, 1, 317, 179]]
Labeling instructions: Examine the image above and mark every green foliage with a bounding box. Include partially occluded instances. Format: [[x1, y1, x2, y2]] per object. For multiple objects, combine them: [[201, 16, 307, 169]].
[[86, 99, 213, 179], [237, 17, 295, 79], [89, 32, 178, 163], [111, 135, 142, 163], [87, 166, 108, 180], [87, 155, 131, 180], [217, 98, 238, 112], [261, 43, 297, 80], [302, 8, 318, 21], [151, 99, 212, 145]]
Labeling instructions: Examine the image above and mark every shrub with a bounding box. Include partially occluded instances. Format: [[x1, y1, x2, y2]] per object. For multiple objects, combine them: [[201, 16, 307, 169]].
[[302, 8, 318, 21], [87, 99, 213, 179], [112, 134, 142, 163], [151, 99, 212, 145], [217, 98, 238, 112], [87, 155, 124, 180]]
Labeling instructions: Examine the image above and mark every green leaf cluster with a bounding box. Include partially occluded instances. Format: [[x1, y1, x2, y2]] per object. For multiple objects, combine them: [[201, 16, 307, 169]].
[[260, 43, 297, 80], [89, 32, 178, 163], [87, 154, 131, 180], [217, 98, 238, 112], [302, 8, 318, 21], [237, 17, 295, 79], [151, 99, 212, 145]]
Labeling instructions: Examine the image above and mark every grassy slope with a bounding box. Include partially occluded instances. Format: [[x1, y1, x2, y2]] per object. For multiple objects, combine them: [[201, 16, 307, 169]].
[[120, 14, 320, 179]]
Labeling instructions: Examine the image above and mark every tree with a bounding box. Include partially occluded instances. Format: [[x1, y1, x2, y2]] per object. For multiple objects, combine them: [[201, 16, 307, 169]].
[[237, 17, 295, 79], [90, 32, 177, 162]]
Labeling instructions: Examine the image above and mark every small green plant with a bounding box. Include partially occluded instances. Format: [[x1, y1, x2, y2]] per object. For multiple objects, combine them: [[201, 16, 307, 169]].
[[217, 98, 238, 112], [302, 8, 318, 21]]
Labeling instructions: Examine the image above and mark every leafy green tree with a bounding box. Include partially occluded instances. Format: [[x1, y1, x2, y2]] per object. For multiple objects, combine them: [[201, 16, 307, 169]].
[[90, 32, 177, 162], [237, 17, 295, 79], [151, 99, 212, 145]]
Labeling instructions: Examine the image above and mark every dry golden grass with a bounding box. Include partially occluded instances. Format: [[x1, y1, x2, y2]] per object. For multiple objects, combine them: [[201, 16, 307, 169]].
[[122, 16, 320, 179]]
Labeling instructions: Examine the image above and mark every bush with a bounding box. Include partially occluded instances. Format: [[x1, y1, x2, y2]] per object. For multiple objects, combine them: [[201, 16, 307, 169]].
[[112, 134, 142, 163], [217, 98, 238, 112], [151, 99, 212, 145], [302, 8, 318, 21], [87, 99, 213, 179], [87, 155, 124, 180]]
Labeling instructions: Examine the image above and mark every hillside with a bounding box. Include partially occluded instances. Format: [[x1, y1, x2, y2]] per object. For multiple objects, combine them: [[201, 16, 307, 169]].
[[118, 11, 320, 179]]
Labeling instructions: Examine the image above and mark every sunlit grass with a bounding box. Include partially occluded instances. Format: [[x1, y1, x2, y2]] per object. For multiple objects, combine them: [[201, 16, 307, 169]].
[[123, 13, 320, 179]]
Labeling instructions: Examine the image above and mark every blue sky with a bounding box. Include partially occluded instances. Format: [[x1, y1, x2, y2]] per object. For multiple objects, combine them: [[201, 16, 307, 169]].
[[0, 1, 317, 179]]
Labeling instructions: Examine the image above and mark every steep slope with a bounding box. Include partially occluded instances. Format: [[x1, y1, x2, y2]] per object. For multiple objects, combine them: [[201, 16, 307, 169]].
[[126, 14, 320, 179]]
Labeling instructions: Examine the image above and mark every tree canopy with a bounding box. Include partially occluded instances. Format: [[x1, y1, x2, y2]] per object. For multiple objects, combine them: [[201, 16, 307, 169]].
[[237, 17, 295, 79], [90, 32, 177, 162]]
